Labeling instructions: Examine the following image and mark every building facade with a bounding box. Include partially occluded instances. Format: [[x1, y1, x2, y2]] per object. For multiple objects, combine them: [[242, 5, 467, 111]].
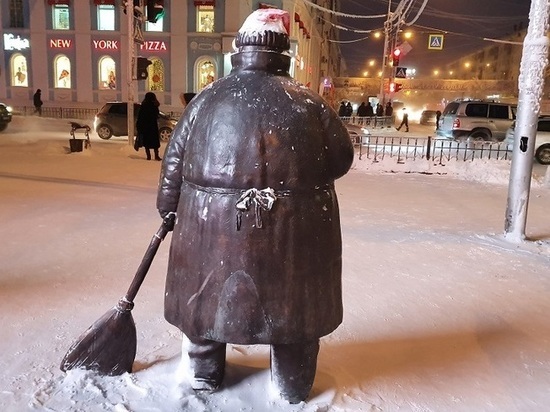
[[1, 0, 342, 112], [445, 28, 526, 83]]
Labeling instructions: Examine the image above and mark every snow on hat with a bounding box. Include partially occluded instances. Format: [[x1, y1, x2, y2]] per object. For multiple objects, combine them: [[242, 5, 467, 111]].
[[235, 9, 290, 52]]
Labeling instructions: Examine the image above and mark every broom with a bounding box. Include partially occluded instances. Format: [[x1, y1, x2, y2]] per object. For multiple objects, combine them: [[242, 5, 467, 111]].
[[60, 213, 175, 376]]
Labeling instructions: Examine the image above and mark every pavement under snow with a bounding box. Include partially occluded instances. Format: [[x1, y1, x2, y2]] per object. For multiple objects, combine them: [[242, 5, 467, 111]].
[[0, 116, 549, 411]]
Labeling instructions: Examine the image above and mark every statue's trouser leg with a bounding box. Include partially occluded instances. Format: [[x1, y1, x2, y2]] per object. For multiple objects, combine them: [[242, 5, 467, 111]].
[[270, 339, 320, 403], [187, 336, 227, 391]]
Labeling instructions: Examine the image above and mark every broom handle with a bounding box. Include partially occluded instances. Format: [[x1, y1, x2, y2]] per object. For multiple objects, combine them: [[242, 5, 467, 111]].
[[124, 213, 176, 303]]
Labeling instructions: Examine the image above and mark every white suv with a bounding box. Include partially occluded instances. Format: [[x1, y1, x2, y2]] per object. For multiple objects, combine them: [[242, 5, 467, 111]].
[[505, 116, 550, 165], [437, 100, 517, 142]]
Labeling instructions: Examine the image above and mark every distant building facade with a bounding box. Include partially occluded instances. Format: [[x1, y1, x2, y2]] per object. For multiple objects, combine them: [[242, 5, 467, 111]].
[[0, 0, 343, 111], [445, 28, 527, 84]]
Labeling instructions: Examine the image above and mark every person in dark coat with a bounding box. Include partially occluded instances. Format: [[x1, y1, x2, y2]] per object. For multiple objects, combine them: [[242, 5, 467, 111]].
[[156, 8, 354, 404], [33, 89, 43, 116], [357, 102, 367, 117], [136, 92, 161, 160], [338, 101, 346, 117], [365, 101, 374, 117], [345, 101, 353, 117], [385, 101, 393, 117], [375, 103, 384, 116]]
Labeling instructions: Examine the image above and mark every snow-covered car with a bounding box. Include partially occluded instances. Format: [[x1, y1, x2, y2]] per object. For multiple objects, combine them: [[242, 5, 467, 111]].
[[505, 116, 550, 165], [345, 123, 370, 145], [0, 102, 13, 132]]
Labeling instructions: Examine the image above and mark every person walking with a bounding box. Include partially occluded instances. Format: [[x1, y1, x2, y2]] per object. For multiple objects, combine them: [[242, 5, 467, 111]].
[[396, 107, 409, 132], [156, 8, 353, 404], [136, 92, 161, 161], [33, 89, 43, 116]]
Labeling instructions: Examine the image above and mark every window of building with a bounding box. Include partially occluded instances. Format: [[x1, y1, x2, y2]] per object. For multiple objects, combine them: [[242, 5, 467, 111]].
[[54, 55, 71, 88], [52, 5, 70, 30], [98, 56, 117, 90], [196, 58, 215, 90], [9, 0, 24, 28], [11, 53, 28, 87], [146, 58, 165, 91], [97, 5, 115, 31], [145, 16, 164, 32], [197, 6, 214, 33]]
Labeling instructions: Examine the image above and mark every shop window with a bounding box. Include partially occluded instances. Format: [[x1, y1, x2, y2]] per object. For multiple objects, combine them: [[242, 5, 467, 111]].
[[98, 56, 117, 90], [146, 58, 165, 91], [54, 55, 71, 89], [196, 58, 215, 90], [52, 5, 70, 30], [11, 53, 28, 87], [97, 5, 115, 31], [9, 0, 24, 28], [197, 6, 214, 33], [145, 16, 164, 32]]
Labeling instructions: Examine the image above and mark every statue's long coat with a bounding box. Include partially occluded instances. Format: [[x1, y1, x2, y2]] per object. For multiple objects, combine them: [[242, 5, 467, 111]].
[[157, 51, 354, 345]]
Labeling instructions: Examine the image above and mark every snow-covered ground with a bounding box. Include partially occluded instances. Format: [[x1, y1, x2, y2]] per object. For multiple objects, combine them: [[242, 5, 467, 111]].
[[1, 115, 549, 411]]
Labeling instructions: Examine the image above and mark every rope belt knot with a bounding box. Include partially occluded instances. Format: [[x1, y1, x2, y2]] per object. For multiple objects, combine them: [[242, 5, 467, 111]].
[[235, 187, 277, 230]]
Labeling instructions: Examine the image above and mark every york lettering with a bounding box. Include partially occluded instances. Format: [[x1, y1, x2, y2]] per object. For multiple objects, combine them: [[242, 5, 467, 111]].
[[92, 40, 119, 50]]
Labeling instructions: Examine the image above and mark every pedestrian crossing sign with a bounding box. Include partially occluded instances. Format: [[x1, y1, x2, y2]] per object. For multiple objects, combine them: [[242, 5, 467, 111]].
[[395, 67, 407, 79], [428, 34, 444, 50]]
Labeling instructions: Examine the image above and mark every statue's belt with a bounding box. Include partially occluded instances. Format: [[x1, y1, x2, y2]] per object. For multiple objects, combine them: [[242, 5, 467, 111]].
[[183, 180, 334, 230]]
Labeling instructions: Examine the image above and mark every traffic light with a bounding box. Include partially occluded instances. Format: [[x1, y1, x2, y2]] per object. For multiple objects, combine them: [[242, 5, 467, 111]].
[[137, 57, 152, 80], [392, 48, 401, 66], [146, 0, 164, 23], [389, 82, 403, 93]]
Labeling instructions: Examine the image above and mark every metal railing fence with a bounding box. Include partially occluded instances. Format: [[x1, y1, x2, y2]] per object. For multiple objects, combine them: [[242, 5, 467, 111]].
[[357, 136, 512, 164], [12, 105, 183, 121]]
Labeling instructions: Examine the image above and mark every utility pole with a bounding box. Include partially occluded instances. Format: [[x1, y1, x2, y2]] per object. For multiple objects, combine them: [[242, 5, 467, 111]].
[[126, 1, 143, 146], [504, 0, 550, 242], [378, 0, 392, 104]]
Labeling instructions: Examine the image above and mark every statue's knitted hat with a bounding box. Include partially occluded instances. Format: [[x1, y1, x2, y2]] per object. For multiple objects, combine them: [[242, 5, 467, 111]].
[[235, 9, 290, 52]]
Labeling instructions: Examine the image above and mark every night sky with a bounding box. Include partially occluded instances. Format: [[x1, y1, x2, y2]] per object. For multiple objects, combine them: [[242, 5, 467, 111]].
[[338, 0, 531, 77]]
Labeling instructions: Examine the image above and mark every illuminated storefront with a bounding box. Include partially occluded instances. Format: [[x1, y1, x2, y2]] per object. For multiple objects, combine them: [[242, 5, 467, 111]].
[[0, 1, 330, 109]]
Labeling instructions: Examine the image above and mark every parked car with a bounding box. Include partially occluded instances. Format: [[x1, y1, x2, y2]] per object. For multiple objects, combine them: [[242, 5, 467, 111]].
[[0, 102, 13, 131], [437, 99, 517, 142], [93, 101, 177, 141], [345, 123, 370, 145], [505, 116, 550, 165], [419, 109, 438, 125]]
